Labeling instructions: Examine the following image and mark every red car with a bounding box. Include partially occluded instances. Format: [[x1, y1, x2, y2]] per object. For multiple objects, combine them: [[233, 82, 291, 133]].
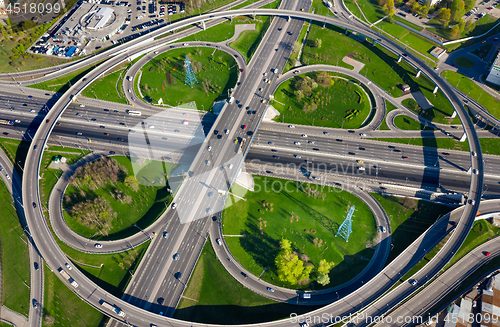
[[240, 68, 244, 72], [402, 156, 408, 159], [46, 119, 50, 123], [494, 37, 499, 41], [242, 125, 247, 129], [104, 133, 109, 136], [486, 252, 491, 256]]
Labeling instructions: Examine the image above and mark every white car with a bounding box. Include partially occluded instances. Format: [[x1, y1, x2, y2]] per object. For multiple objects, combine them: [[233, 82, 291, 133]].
[[148, 125, 155, 129], [216, 238, 222, 245], [183, 43, 189, 46], [79, 104, 85, 107], [294, 142, 300, 145], [472, 169, 479, 175], [77, 132, 83, 135], [65, 263, 72, 270], [128, 89, 131, 92], [207, 146, 212, 151], [94, 243, 102, 248], [359, 133, 366, 137], [301, 134, 307, 137], [171, 203, 177, 209], [228, 163, 233, 169], [288, 125, 295, 128]]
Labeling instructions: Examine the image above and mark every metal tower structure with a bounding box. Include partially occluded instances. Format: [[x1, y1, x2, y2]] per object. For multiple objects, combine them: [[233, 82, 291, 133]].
[[336, 205, 354, 242], [184, 55, 198, 88]]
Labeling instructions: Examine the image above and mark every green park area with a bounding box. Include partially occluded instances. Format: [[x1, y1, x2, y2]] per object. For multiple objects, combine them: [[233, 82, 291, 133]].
[[223, 177, 377, 290], [174, 240, 319, 324], [139, 47, 237, 110], [0, 183, 30, 316], [63, 156, 173, 239], [272, 72, 371, 128], [379, 101, 399, 130], [82, 64, 129, 104], [371, 194, 452, 263], [393, 114, 436, 130], [229, 16, 274, 62], [442, 70, 500, 120]]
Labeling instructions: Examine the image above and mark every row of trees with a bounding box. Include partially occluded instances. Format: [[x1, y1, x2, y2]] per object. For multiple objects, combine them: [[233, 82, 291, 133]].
[[275, 239, 335, 286]]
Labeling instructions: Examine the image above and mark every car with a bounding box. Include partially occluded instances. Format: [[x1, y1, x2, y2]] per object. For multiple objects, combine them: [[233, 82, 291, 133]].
[[33, 299, 37, 308], [157, 297, 164, 305], [472, 151, 477, 157], [240, 68, 244, 72], [273, 155, 280, 159], [216, 238, 222, 245], [288, 125, 295, 128], [485, 252, 491, 256], [0, 166, 2, 171], [79, 104, 85, 108], [30, 109, 36, 112], [32, 202, 37, 208], [65, 263, 72, 270], [46, 119, 50, 123], [301, 134, 307, 137], [301, 7, 304, 10], [356, 160, 364, 163], [173, 253, 179, 260], [473, 169, 479, 174], [22, 103, 27, 106], [212, 216, 218, 222], [294, 142, 300, 145], [207, 146, 212, 151], [76, 113, 82, 116], [359, 133, 366, 137], [469, 199, 475, 205], [359, 147, 365, 151], [312, 176, 320, 180], [148, 125, 155, 129], [109, 151, 115, 154], [100, 125, 106, 128], [34, 262, 39, 270], [294, 154, 301, 158], [228, 164, 233, 169], [287, 31, 293, 35], [77, 132, 83, 135], [308, 141, 314, 144], [234, 54, 238, 58], [104, 133, 109, 136], [410, 279, 417, 286], [206, 160, 211, 165], [267, 287, 275, 292], [175, 272, 182, 279], [445, 132, 453, 136], [393, 149, 401, 152], [242, 125, 247, 130], [241, 272, 248, 278], [94, 243, 102, 248], [402, 156, 408, 159], [171, 202, 177, 209], [268, 141, 274, 145], [224, 129, 229, 134], [278, 27, 282, 31], [381, 226, 386, 233], [34, 145, 38, 150], [163, 231, 168, 238], [494, 37, 499, 41]]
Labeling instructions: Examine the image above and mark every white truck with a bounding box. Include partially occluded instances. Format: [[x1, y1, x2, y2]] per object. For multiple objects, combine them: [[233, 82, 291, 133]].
[[100, 300, 126, 317], [58, 267, 79, 288]]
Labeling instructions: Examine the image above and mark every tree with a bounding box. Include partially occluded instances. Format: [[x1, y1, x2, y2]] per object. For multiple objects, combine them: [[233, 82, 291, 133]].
[[438, 8, 451, 27], [275, 239, 312, 285], [382, 0, 396, 16], [450, 25, 461, 39], [464, 0, 475, 11], [458, 19, 466, 33], [295, 90, 304, 102], [465, 20, 476, 33], [411, 2, 421, 14], [451, 0, 465, 22], [317, 273, 330, 286], [313, 38, 322, 48], [317, 259, 335, 274], [124, 176, 140, 191]]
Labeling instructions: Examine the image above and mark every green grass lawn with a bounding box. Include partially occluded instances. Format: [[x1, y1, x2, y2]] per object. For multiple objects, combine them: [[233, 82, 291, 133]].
[[371, 137, 473, 152], [379, 101, 398, 130], [442, 70, 500, 120], [229, 17, 268, 62], [82, 65, 128, 104], [223, 176, 377, 290], [139, 47, 237, 110], [371, 194, 452, 264], [393, 115, 436, 130], [28, 62, 104, 93], [377, 21, 439, 64], [177, 20, 236, 43], [344, 0, 384, 23], [43, 268, 106, 327], [63, 156, 173, 240], [174, 240, 320, 324], [454, 57, 475, 68], [272, 72, 371, 128], [431, 14, 499, 41], [57, 240, 150, 297], [0, 182, 30, 316]]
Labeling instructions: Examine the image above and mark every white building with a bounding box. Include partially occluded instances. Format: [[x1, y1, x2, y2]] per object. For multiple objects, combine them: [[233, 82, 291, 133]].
[[486, 53, 500, 86]]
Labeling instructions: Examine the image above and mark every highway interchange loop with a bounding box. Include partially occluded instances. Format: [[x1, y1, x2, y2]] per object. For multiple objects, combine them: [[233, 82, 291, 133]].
[[17, 6, 485, 327]]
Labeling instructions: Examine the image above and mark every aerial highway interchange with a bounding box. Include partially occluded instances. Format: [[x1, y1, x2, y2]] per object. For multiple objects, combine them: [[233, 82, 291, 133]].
[[0, 0, 498, 326]]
